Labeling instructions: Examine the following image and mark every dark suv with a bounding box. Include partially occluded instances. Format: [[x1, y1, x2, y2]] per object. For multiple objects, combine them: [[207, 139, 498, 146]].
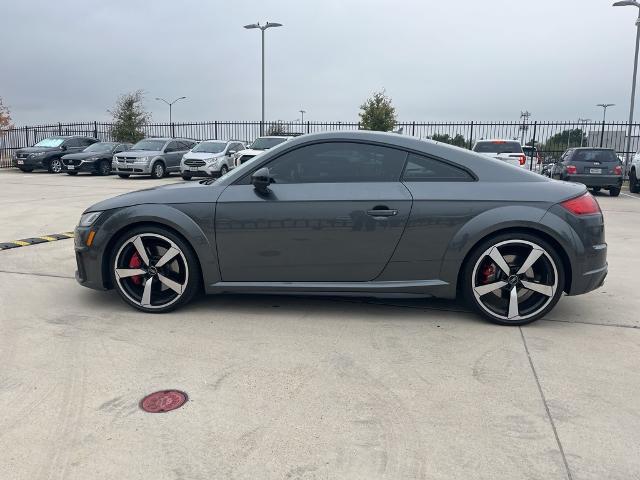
[[551, 148, 622, 196], [62, 142, 132, 176], [13, 135, 99, 173]]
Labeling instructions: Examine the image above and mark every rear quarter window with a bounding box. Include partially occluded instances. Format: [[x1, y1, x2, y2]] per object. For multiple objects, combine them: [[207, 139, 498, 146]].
[[402, 153, 474, 182]]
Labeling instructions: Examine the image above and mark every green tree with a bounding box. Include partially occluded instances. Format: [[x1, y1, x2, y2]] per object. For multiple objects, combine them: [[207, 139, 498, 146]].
[[359, 90, 397, 132], [0, 97, 12, 130], [541, 129, 586, 156], [431, 133, 467, 148], [109, 90, 150, 143]]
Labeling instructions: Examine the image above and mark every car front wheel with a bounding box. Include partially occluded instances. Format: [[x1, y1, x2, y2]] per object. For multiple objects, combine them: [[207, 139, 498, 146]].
[[150, 162, 165, 179], [98, 160, 111, 176], [630, 169, 639, 193], [48, 158, 63, 173], [463, 234, 564, 326], [110, 227, 201, 313]]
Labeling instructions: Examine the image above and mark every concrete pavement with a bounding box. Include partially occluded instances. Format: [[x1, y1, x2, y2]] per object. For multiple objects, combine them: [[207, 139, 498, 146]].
[[0, 169, 638, 480]]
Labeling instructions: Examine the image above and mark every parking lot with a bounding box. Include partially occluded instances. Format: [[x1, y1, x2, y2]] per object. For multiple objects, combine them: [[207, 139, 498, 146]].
[[0, 169, 639, 480]]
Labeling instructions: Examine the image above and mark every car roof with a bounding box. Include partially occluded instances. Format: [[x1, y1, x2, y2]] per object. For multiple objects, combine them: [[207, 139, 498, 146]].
[[475, 139, 522, 143], [570, 147, 615, 151]]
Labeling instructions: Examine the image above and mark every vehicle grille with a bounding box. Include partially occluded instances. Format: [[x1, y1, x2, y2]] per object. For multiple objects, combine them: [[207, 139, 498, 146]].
[[185, 159, 205, 167], [16, 153, 29, 159], [63, 159, 82, 166], [239, 155, 255, 164]]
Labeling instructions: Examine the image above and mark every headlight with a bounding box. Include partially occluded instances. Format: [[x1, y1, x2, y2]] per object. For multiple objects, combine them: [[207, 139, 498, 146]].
[[206, 157, 217, 164], [136, 156, 151, 163], [78, 211, 102, 227], [31, 152, 47, 157]]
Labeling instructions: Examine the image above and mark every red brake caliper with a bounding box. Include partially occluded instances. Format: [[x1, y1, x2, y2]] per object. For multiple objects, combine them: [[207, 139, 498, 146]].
[[481, 264, 496, 284], [129, 252, 143, 285]]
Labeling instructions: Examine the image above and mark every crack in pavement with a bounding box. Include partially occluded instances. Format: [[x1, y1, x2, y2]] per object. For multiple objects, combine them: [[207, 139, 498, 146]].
[[0, 270, 75, 280], [519, 326, 573, 480]]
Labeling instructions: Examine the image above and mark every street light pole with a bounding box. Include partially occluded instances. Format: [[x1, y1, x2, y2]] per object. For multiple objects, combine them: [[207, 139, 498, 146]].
[[299, 109, 306, 124], [613, 1, 640, 175], [597, 103, 615, 147], [155, 96, 187, 135], [578, 118, 592, 147], [244, 21, 283, 135]]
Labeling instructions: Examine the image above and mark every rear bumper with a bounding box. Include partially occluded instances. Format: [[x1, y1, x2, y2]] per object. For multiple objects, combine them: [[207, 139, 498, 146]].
[[565, 174, 622, 188]]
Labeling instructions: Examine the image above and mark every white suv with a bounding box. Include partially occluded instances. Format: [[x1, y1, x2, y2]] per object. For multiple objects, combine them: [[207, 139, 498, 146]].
[[472, 139, 527, 168], [180, 140, 245, 180], [231, 136, 294, 168]]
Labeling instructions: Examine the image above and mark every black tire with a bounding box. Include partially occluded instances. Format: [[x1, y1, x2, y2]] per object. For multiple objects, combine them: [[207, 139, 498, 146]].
[[98, 160, 111, 176], [66, 172, 78, 176], [181, 173, 192, 181], [19, 167, 34, 173], [462, 232, 565, 326], [630, 169, 640, 193], [110, 225, 201, 313], [48, 158, 63, 173], [219, 165, 229, 176], [150, 161, 165, 179], [591, 187, 601, 193], [609, 187, 621, 197], [118, 174, 130, 179]]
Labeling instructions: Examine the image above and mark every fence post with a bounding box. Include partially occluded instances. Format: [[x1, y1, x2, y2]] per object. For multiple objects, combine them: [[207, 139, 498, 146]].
[[468, 121, 474, 149], [260, 121, 264, 136], [306, 121, 310, 134], [58, 122, 62, 135], [24, 127, 29, 147], [170, 122, 175, 139], [600, 120, 606, 147], [93, 121, 98, 139], [214, 121, 218, 140], [530, 121, 537, 171], [412, 122, 416, 137]]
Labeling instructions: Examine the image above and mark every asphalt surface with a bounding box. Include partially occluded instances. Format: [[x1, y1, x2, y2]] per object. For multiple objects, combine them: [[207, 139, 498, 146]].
[[0, 169, 638, 480]]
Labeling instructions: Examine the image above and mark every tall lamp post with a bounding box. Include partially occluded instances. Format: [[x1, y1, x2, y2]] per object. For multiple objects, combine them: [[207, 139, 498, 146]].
[[244, 21, 283, 135], [596, 103, 615, 147], [613, 1, 640, 175], [299, 109, 306, 124], [578, 118, 592, 147], [155, 96, 187, 125]]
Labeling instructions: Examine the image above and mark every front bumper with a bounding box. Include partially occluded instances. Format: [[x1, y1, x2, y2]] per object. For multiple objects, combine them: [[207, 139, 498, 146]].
[[565, 174, 622, 188], [112, 160, 152, 175], [181, 163, 222, 177], [62, 161, 99, 173], [74, 225, 108, 291], [14, 156, 45, 168]]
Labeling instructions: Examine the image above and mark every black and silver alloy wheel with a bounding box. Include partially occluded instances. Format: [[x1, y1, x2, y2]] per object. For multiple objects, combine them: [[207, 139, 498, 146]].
[[49, 158, 62, 173], [150, 162, 165, 179], [111, 230, 199, 312], [465, 236, 564, 325]]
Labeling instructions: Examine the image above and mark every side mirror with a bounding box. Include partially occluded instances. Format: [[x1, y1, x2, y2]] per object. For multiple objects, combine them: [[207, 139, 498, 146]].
[[251, 167, 272, 194], [60, 145, 67, 151], [228, 150, 236, 156]]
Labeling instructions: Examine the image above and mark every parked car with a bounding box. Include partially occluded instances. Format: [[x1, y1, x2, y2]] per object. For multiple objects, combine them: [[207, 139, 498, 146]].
[[522, 145, 542, 172], [550, 148, 622, 196], [62, 142, 132, 176], [74, 131, 607, 326], [472, 140, 527, 168], [629, 150, 640, 193], [13, 135, 99, 173], [231, 135, 294, 168], [180, 140, 245, 180], [112, 138, 197, 179]]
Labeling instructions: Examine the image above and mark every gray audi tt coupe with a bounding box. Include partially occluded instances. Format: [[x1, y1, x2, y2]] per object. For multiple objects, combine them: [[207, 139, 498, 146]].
[[74, 131, 607, 325]]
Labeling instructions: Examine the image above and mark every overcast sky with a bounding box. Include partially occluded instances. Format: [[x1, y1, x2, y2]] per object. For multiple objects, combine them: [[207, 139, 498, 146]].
[[1, 0, 635, 125]]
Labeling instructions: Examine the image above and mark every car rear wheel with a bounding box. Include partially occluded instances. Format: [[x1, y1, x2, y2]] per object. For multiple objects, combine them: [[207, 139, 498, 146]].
[[48, 158, 62, 173], [463, 233, 564, 326], [150, 162, 165, 179], [98, 160, 111, 176], [609, 187, 621, 197], [181, 173, 192, 181], [591, 187, 601, 193], [110, 227, 201, 313], [630, 169, 640, 193], [118, 174, 130, 179]]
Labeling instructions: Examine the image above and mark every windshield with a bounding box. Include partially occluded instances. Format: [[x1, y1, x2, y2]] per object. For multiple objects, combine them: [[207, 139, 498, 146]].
[[132, 139, 166, 151], [33, 138, 64, 148], [192, 141, 226, 154], [250, 137, 287, 150], [572, 150, 618, 163], [522, 146, 537, 155], [473, 141, 523, 154], [84, 142, 115, 153]]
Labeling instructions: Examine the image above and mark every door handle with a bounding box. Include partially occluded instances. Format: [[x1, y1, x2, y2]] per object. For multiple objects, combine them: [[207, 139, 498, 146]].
[[366, 208, 398, 217]]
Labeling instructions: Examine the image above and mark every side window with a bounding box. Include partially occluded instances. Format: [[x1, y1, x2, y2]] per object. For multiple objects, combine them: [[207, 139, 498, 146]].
[[114, 144, 126, 153], [402, 153, 473, 182], [164, 141, 179, 153], [264, 142, 408, 184], [65, 138, 80, 148], [80, 138, 96, 147]]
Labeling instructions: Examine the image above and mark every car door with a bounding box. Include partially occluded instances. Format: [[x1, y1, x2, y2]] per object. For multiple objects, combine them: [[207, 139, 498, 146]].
[[163, 141, 181, 170], [215, 141, 413, 282]]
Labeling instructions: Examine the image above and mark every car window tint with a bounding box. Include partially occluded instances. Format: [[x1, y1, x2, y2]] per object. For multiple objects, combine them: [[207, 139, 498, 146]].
[[165, 141, 179, 152], [571, 150, 618, 163], [65, 138, 80, 147], [473, 141, 523, 154], [266, 142, 408, 184], [402, 153, 473, 181]]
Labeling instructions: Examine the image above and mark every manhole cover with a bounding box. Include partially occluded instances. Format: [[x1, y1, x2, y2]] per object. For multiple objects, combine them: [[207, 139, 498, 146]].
[[140, 390, 188, 413]]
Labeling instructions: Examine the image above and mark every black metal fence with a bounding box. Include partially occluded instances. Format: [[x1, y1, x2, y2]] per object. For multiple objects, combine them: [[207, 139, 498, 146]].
[[2, 120, 639, 168]]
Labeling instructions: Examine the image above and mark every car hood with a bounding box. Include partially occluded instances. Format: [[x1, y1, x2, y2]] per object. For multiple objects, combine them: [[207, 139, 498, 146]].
[[115, 150, 162, 158], [182, 152, 223, 160], [17, 147, 57, 154], [85, 181, 224, 213], [62, 152, 108, 160]]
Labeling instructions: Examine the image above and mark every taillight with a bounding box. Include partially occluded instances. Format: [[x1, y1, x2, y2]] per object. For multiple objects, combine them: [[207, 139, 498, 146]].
[[561, 193, 601, 216], [519, 155, 526, 166], [566, 165, 577, 174], [537, 153, 541, 164], [614, 165, 622, 175]]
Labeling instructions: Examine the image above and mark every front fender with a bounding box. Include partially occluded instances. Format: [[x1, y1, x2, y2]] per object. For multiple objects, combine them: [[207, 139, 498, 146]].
[[438, 204, 578, 292], [92, 203, 220, 289]]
